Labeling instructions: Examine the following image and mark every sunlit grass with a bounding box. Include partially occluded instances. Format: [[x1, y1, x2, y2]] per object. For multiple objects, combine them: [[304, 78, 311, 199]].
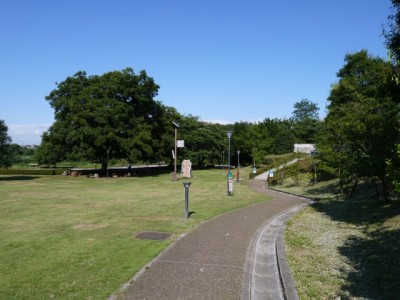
[[0, 168, 267, 299]]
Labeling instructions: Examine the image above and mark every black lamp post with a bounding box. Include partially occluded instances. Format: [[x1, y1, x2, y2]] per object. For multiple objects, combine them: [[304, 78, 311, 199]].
[[226, 131, 233, 171]]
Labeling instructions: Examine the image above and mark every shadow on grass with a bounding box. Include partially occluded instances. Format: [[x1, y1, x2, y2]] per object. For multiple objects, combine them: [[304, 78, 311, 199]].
[[0, 176, 41, 181], [338, 228, 400, 299], [305, 184, 342, 197], [312, 189, 400, 299]]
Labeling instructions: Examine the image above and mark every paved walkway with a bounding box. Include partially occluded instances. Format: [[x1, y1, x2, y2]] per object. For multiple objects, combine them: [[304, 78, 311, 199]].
[[111, 180, 310, 300]]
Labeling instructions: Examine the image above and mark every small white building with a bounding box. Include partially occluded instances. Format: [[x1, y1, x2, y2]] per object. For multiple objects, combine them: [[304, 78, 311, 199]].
[[293, 144, 315, 154]]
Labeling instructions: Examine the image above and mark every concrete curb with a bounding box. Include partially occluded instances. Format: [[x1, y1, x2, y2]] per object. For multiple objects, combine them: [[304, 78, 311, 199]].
[[243, 203, 308, 300], [275, 205, 305, 300], [243, 184, 312, 300]]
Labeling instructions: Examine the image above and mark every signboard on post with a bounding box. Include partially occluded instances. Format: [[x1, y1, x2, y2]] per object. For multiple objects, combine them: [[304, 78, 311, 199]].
[[177, 140, 185, 148], [252, 166, 257, 174]]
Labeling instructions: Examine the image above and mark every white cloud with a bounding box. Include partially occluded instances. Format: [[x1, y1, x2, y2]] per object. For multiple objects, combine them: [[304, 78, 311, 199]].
[[8, 124, 50, 145]]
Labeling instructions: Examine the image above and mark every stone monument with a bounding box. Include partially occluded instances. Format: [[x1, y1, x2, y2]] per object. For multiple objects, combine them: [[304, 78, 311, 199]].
[[181, 159, 192, 178]]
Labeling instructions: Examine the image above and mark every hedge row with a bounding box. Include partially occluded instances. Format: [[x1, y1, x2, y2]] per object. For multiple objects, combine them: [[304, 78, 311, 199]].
[[0, 169, 65, 176]]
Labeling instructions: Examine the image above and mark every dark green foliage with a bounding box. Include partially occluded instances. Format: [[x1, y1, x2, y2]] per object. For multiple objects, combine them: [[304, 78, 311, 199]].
[[0, 120, 14, 168], [318, 50, 400, 201], [384, 0, 400, 62], [39, 69, 165, 169], [178, 116, 227, 166], [231, 119, 296, 166], [384, 1, 400, 196], [38, 68, 322, 169], [291, 99, 322, 143]]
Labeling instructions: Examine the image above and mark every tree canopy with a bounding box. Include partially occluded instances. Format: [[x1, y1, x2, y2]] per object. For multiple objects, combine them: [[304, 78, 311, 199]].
[[38, 68, 167, 168], [385, 0, 400, 62], [318, 50, 400, 201], [0, 120, 13, 168], [37, 68, 323, 169], [291, 99, 321, 143]]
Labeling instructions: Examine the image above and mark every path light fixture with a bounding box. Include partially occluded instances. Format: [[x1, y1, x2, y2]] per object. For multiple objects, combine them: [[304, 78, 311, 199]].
[[226, 131, 233, 195]]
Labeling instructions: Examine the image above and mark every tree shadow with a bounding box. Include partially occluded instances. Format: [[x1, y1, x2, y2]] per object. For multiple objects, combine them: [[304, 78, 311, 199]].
[[311, 191, 400, 298], [0, 176, 41, 181], [338, 228, 400, 299], [305, 183, 342, 198], [313, 195, 400, 226]]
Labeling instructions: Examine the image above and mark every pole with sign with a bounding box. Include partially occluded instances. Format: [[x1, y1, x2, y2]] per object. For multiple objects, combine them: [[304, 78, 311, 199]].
[[227, 171, 233, 195], [172, 122, 180, 181]]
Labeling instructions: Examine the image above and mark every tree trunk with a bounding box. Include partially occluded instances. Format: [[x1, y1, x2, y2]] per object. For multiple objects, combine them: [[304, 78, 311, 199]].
[[348, 180, 359, 198], [381, 177, 391, 204], [102, 161, 107, 177]]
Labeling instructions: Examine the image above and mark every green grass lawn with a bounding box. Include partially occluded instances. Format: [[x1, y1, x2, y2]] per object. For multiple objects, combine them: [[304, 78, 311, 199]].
[[273, 176, 400, 299], [0, 168, 267, 299]]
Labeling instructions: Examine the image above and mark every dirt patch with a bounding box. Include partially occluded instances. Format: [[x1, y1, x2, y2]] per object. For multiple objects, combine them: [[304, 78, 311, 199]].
[[135, 231, 171, 241]]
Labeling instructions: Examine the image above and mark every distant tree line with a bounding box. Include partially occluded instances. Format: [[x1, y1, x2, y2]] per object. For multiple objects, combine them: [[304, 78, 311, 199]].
[[0, 72, 320, 169], [30, 68, 321, 170]]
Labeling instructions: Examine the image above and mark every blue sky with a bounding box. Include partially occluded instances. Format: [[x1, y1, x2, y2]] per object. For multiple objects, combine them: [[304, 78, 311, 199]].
[[0, 0, 393, 144]]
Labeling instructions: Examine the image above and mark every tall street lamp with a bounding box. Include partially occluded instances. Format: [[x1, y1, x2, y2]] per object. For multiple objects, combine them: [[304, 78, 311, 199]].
[[237, 150, 240, 183], [172, 121, 180, 182], [226, 131, 233, 195]]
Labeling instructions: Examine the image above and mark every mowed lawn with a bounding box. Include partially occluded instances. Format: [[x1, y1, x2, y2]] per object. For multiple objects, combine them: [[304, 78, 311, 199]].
[[0, 168, 267, 299]]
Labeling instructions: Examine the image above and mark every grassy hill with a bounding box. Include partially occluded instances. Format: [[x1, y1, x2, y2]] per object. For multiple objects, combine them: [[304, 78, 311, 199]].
[[268, 159, 400, 299]]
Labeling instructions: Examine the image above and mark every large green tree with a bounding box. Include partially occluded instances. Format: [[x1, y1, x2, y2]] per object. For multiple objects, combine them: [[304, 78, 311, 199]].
[[385, 0, 400, 62], [39, 68, 166, 169], [0, 120, 13, 168], [320, 50, 399, 201], [384, 0, 400, 196]]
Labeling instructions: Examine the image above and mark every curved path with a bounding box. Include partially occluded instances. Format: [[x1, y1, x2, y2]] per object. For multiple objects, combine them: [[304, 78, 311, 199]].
[[112, 180, 309, 300]]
